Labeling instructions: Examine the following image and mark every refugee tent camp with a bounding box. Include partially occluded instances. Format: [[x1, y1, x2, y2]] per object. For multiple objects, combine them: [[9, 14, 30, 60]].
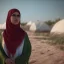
[[29, 22, 51, 32]]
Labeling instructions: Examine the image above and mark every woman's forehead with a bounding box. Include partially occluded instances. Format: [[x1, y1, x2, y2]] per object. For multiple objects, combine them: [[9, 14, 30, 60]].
[[12, 12, 20, 15]]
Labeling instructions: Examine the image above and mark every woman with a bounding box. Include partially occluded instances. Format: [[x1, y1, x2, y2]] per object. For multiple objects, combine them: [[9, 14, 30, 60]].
[[0, 8, 31, 64]]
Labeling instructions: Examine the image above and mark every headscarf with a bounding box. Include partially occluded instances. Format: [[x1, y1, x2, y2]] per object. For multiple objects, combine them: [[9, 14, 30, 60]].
[[3, 8, 26, 57]]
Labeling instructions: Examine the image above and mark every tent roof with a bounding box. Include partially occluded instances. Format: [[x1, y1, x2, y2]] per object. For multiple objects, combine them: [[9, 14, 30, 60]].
[[0, 22, 6, 29], [50, 19, 64, 34], [29, 22, 50, 32], [26, 21, 32, 26]]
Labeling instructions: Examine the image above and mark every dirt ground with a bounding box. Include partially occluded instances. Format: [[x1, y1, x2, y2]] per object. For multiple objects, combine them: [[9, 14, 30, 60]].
[[26, 31, 64, 64]]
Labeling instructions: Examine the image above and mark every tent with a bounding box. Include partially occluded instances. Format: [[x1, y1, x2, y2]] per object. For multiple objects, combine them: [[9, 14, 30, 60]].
[[0, 22, 6, 30], [2, 22, 6, 29], [0, 24, 2, 29], [26, 21, 32, 26], [29, 22, 50, 32], [50, 19, 64, 34]]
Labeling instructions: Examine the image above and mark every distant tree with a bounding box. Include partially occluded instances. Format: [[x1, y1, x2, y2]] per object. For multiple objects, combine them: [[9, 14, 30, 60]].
[[55, 18, 61, 22], [45, 18, 61, 26], [20, 22, 27, 26], [45, 20, 54, 26]]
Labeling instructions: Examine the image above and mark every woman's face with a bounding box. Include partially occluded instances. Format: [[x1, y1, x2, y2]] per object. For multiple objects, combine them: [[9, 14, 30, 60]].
[[10, 12, 20, 25]]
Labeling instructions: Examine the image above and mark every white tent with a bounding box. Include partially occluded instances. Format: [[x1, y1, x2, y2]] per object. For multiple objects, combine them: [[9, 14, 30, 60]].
[[50, 19, 64, 34], [0, 22, 6, 30], [2, 22, 6, 29], [0, 24, 2, 29], [29, 22, 50, 32], [26, 21, 32, 26]]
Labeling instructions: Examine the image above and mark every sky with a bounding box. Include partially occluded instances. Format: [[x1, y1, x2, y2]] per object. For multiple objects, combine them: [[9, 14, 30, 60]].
[[0, 0, 64, 23]]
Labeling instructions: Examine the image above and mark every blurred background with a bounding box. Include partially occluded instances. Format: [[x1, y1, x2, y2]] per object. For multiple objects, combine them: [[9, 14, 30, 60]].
[[0, 0, 64, 64]]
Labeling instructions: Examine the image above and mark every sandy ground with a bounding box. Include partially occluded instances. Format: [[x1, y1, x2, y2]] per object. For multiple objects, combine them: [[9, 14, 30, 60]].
[[26, 31, 64, 64]]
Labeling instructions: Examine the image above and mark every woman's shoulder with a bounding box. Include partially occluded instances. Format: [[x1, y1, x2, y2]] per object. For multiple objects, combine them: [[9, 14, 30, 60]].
[[24, 32, 31, 49], [24, 32, 29, 38], [24, 33, 30, 43]]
